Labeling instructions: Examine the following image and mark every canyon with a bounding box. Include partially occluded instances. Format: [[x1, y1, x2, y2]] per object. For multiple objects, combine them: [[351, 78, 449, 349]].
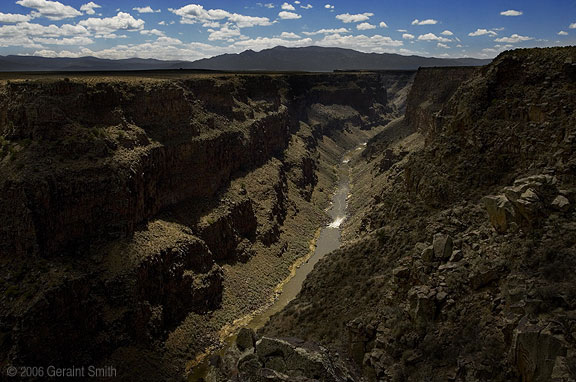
[[0, 68, 413, 379], [0, 46, 575, 382]]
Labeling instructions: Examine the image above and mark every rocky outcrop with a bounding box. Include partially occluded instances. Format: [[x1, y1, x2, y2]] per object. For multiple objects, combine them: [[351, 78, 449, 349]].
[[204, 329, 358, 382]]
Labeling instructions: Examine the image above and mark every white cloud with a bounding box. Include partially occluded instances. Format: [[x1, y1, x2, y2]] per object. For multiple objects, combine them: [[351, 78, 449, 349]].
[[300, 4, 313, 9], [441, 30, 453, 36], [379, 21, 388, 28], [34, 36, 93, 45], [324, 4, 334, 9], [0, 21, 89, 38], [133, 6, 161, 14], [281, 2, 295, 11], [79, 12, 145, 35], [16, 0, 82, 20], [302, 27, 349, 35], [80, 2, 100, 15], [494, 34, 533, 43], [278, 11, 301, 19], [570, 23, 576, 29], [437, 42, 450, 49], [207, 25, 243, 41], [257, 3, 275, 9], [397, 29, 407, 32], [317, 33, 403, 52], [418, 33, 451, 42], [280, 31, 300, 38], [140, 28, 165, 37], [558, 31, 568, 36], [0, 12, 31, 23], [170, 4, 273, 28], [232, 36, 313, 50], [157, 36, 182, 45], [468, 28, 497, 37], [500, 10, 523, 16], [357, 22, 376, 30], [336, 12, 373, 23], [411, 19, 438, 26], [402, 33, 414, 40]]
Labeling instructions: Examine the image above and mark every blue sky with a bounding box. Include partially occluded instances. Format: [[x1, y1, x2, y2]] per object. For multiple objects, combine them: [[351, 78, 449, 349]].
[[0, 0, 575, 61]]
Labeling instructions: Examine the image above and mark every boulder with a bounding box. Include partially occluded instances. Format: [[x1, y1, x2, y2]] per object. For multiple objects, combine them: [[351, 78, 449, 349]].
[[482, 195, 516, 233], [408, 285, 436, 326], [512, 318, 567, 382], [433, 234, 453, 260], [551, 195, 570, 212], [237, 327, 257, 351]]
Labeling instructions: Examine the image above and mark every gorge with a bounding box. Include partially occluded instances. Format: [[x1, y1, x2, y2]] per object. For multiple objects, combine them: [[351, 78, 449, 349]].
[[0, 46, 575, 382]]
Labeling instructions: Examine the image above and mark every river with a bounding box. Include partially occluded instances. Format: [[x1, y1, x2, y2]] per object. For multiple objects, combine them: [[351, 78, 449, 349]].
[[189, 143, 358, 381]]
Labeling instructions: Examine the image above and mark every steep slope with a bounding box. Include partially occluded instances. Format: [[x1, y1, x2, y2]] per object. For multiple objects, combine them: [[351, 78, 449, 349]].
[[0, 70, 415, 380], [260, 47, 576, 382]]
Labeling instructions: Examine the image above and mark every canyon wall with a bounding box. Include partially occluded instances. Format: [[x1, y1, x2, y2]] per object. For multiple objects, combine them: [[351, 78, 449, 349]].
[[262, 47, 576, 382], [0, 70, 414, 379]]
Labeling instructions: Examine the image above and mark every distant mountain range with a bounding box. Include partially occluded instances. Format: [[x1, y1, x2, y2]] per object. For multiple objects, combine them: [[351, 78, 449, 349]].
[[0, 46, 491, 72]]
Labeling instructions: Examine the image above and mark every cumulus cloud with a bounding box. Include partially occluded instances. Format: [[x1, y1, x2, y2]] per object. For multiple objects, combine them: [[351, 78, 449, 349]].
[[500, 10, 523, 16], [133, 6, 161, 14], [302, 27, 349, 35], [317, 33, 403, 52], [0, 20, 92, 47], [170, 4, 273, 28], [16, 0, 82, 20], [494, 34, 533, 43], [558, 31, 568, 36], [79, 12, 145, 36], [379, 21, 388, 28], [324, 4, 334, 9], [257, 3, 275, 8], [357, 22, 376, 30], [34, 36, 93, 45], [441, 30, 453, 36], [280, 31, 300, 38], [80, 2, 100, 15], [468, 28, 497, 37], [300, 4, 313, 9], [437, 42, 450, 49], [0, 12, 32, 23], [281, 2, 295, 11], [336, 12, 373, 23], [402, 33, 414, 40], [411, 19, 438, 26], [278, 11, 301, 19], [418, 32, 451, 42], [232, 36, 313, 50], [33, 39, 226, 61], [140, 28, 165, 37], [207, 25, 243, 41], [570, 23, 576, 29]]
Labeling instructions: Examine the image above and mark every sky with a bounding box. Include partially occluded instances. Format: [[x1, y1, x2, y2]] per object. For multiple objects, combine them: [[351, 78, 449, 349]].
[[0, 0, 575, 61]]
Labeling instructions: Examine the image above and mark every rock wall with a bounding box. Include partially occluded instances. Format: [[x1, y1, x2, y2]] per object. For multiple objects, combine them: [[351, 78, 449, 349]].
[[404, 66, 477, 140]]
